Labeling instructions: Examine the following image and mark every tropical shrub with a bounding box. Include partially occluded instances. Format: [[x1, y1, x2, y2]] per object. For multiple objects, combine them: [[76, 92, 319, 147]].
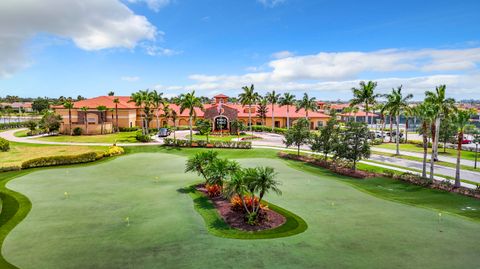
[[72, 127, 83, 136], [0, 137, 9, 152], [205, 184, 222, 197], [135, 130, 152, 142], [26, 120, 38, 131], [21, 152, 98, 169], [104, 146, 124, 157], [250, 125, 287, 134], [119, 127, 139, 132], [164, 138, 251, 149]]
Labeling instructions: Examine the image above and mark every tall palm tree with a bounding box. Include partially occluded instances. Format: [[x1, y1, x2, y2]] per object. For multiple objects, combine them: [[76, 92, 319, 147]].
[[425, 85, 456, 161], [296, 93, 318, 120], [279, 93, 296, 129], [170, 109, 178, 142], [350, 81, 380, 124], [238, 84, 260, 135], [185, 151, 219, 182], [252, 166, 281, 213], [178, 90, 204, 143], [128, 90, 153, 135], [80, 106, 89, 135], [256, 97, 268, 127], [414, 103, 435, 178], [113, 97, 120, 132], [381, 86, 413, 155], [63, 100, 74, 135], [96, 105, 107, 135], [151, 90, 164, 131], [452, 109, 475, 187], [266, 90, 280, 131]]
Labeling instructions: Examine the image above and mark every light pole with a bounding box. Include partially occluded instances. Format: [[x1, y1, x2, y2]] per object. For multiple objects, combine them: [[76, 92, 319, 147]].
[[475, 141, 478, 169]]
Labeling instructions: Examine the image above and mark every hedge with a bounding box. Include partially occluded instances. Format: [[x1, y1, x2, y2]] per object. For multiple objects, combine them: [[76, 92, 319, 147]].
[[249, 125, 287, 135], [0, 122, 28, 130], [164, 138, 251, 149], [0, 138, 9, 152]]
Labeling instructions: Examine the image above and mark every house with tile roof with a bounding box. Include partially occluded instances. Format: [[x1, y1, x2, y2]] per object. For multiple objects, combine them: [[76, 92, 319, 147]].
[[52, 94, 330, 135]]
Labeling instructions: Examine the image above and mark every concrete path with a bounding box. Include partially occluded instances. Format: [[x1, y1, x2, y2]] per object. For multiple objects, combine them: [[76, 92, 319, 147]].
[[372, 146, 477, 167]]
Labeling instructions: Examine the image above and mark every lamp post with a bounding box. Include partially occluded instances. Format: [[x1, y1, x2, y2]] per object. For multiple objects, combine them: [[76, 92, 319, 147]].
[[475, 141, 478, 169]]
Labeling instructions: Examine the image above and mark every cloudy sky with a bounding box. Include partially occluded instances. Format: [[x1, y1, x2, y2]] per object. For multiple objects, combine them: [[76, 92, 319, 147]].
[[0, 0, 479, 100]]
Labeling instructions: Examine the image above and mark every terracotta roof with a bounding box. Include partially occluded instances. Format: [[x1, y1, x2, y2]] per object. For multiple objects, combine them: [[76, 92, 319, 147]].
[[52, 96, 137, 109], [10, 102, 32, 108], [329, 103, 350, 110], [213, 94, 229, 98]]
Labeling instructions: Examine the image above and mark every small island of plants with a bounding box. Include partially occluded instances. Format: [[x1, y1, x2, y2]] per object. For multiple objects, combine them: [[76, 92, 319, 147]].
[[184, 150, 307, 238]]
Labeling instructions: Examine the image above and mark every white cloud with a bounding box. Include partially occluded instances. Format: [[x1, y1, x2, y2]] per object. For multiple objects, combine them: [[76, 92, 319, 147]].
[[257, 0, 286, 8], [127, 0, 171, 12], [271, 50, 295, 59], [0, 0, 157, 78], [144, 45, 182, 56], [157, 47, 480, 99], [121, 76, 140, 82]]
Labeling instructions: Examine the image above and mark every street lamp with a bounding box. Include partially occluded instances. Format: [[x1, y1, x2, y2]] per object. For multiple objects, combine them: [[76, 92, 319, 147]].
[[475, 140, 479, 169]]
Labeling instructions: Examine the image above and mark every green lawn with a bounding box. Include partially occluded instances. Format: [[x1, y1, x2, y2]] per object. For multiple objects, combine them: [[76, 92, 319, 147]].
[[0, 142, 107, 168], [187, 133, 256, 142], [34, 131, 138, 144], [375, 142, 478, 162], [13, 130, 29, 138], [2, 149, 480, 268]]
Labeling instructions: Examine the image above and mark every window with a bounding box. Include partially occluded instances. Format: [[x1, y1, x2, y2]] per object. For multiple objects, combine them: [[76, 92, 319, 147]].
[[317, 121, 324, 128]]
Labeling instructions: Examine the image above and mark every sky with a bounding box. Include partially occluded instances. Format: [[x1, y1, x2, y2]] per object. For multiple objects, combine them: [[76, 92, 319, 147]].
[[0, 0, 479, 100]]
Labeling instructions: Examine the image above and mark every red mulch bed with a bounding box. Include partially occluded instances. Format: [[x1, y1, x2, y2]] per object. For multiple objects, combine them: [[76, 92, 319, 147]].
[[196, 184, 286, 231]]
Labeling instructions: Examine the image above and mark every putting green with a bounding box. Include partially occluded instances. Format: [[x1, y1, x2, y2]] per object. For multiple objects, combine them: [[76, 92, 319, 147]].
[[3, 153, 480, 268]]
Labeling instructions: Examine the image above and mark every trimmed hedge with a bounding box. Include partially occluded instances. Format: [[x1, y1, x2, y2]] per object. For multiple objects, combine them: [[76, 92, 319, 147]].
[[21, 152, 99, 169], [250, 125, 287, 135], [0, 138, 9, 152], [164, 138, 251, 149]]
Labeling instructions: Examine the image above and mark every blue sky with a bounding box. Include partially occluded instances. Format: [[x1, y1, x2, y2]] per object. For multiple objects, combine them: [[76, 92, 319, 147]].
[[0, 0, 479, 100]]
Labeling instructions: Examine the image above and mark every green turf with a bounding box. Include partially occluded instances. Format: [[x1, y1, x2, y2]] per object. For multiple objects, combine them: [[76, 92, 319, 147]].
[[3, 152, 480, 268], [12, 130, 28, 138], [186, 133, 254, 142], [34, 131, 138, 143]]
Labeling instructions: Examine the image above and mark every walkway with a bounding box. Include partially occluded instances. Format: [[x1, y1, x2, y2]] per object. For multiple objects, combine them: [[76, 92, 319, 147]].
[[372, 147, 477, 167]]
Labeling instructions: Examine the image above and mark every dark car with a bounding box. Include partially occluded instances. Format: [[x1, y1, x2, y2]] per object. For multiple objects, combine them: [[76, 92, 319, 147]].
[[158, 128, 171, 137]]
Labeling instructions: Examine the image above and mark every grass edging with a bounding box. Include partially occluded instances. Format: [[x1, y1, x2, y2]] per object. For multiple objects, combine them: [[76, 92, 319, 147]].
[[183, 184, 308, 239]]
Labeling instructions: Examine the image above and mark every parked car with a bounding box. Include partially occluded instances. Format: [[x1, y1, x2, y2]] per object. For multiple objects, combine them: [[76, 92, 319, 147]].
[[374, 131, 385, 138], [386, 131, 403, 138], [462, 137, 472, 144], [158, 128, 171, 137]]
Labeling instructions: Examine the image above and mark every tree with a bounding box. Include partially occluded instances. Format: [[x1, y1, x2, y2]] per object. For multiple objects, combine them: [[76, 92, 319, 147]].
[[284, 118, 311, 156], [473, 129, 480, 169], [230, 120, 245, 139], [414, 103, 435, 178], [96, 105, 107, 134], [129, 90, 154, 135], [310, 117, 340, 160], [63, 99, 74, 135], [196, 119, 212, 143], [151, 90, 164, 131], [113, 97, 120, 132], [425, 85, 456, 161], [296, 93, 318, 119], [266, 90, 280, 131], [108, 91, 115, 96], [185, 151, 219, 182], [438, 116, 457, 153], [337, 122, 371, 171], [39, 111, 62, 133], [80, 106, 89, 134], [279, 93, 296, 129], [256, 97, 268, 127], [177, 90, 204, 143], [381, 86, 413, 155], [452, 109, 475, 187], [239, 84, 260, 135], [204, 158, 240, 188], [251, 166, 281, 215], [350, 81, 379, 124], [32, 98, 50, 113]]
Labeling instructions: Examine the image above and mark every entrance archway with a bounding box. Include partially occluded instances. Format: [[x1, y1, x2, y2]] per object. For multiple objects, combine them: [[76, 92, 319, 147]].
[[214, 116, 229, 131]]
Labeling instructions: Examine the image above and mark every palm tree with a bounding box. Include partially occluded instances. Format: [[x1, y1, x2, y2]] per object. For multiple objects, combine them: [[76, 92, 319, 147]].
[[63, 100, 74, 135], [350, 81, 380, 124], [425, 85, 456, 162], [171, 109, 178, 142], [452, 109, 475, 187], [205, 158, 240, 188], [266, 90, 280, 131], [96, 105, 107, 134], [256, 97, 268, 127], [239, 84, 260, 135], [151, 90, 164, 131], [108, 91, 115, 96], [296, 93, 318, 120], [414, 103, 435, 178], [224, 170, 251, 214], [381, 85, 413, 155], [185, 151, 219, 182], [343, 106, 359, 122], [279, 93, 296, 129], [80, 106, 89, 135], [113, 97, 120, 132], [177, 90, 204, 143], [129, 90, 153, 135], [252, 166, 281, 213]]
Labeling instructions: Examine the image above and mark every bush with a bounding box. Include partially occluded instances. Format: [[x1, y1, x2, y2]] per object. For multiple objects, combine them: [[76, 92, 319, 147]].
[[370, 138, 383, 145], [0, 137, 10, 152], [250, 125, 287, 134], [135, 131, 152, 142], [21, 152, 98, 169], [0, 122, 28, 130], [103, 146, 124, 157], [205, 184, 222, 197], [72, 127, 83, 136], [119, 126, 139, 132]]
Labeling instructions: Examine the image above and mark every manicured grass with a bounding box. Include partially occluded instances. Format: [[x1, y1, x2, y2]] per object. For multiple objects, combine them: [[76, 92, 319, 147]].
[[0, 142, 107, 168], [34, 131, 138, 144], [375, 142, 478, 162], [187, 133, 254, 142], [185, 184, 307, 239], [2, 151, 480, 268], [13, 130, 28, 138]]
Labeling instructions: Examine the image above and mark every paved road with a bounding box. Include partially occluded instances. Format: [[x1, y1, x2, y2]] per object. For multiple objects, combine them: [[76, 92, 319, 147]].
[[372, 147, 477, 167]]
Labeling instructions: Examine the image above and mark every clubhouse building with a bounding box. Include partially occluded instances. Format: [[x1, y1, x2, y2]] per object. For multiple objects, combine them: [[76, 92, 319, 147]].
[[53, 94, 331, 135]]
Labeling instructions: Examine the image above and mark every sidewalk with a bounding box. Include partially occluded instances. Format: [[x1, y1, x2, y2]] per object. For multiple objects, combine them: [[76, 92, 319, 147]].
[[372, 147, 477, 167]]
